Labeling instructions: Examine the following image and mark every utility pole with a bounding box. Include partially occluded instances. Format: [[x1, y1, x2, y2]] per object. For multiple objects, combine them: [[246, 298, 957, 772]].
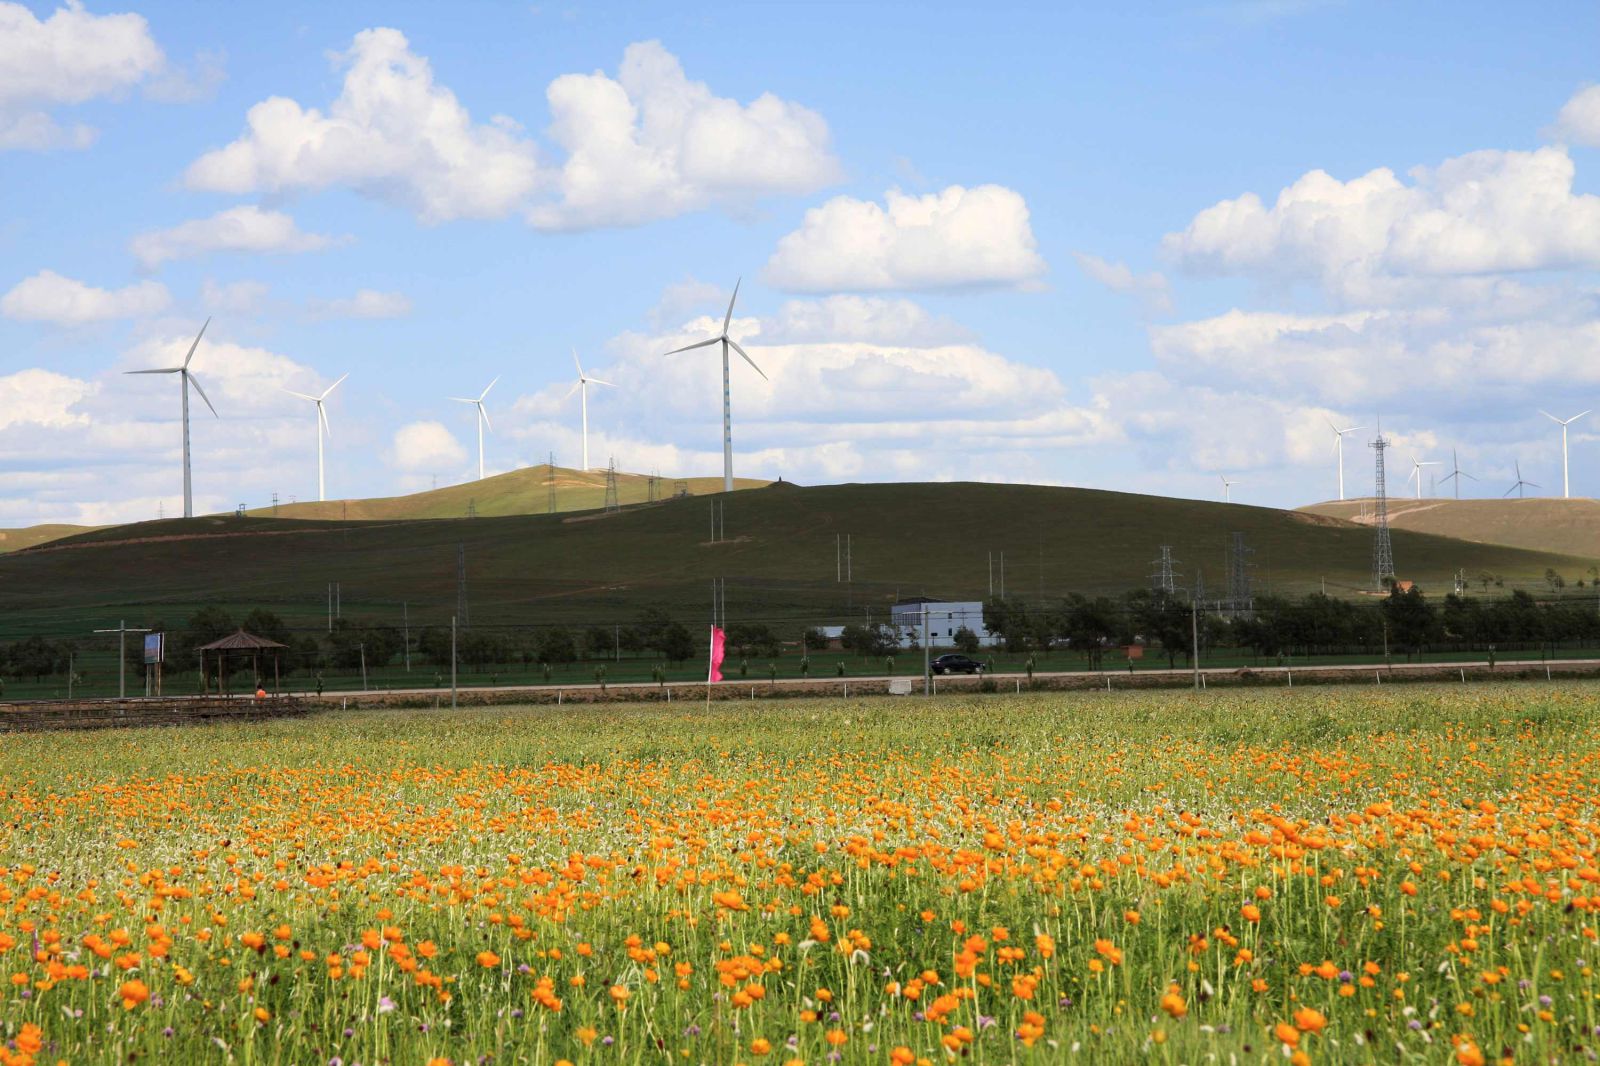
[[451, 615, 458, 710], [836, 534, 841, 582], [93, 620, 150, 700], [358, 642, 368, 691], [403, 602, 411, 672], [327, 583, 333, 633], [923, 601, 931, 696], [1191, 569, 1202, 692]]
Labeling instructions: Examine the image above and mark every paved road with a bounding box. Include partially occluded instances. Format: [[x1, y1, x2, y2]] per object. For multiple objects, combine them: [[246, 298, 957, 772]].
[[287, 655, 1599, 701]]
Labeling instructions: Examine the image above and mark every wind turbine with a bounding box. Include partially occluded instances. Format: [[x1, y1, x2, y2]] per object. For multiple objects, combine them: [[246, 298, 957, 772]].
[[283, 373, 348, 502], [663, 278, 767, 492], [1539, 409, 1589, 499], [566, 350, 613, 471], [450, 377, 498, 481], [1328, 420, 1366, 501], [1505, 461, 1540, 499], [125, 318, 215, 519], [1406, 456, 1440, 499], [1439, 447, 1476, 500], [1220, 474, 1240, 503]]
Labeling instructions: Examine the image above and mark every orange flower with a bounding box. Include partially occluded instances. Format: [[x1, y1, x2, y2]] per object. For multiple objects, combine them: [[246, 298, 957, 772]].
[[825, 1029, 848, 1046], [476, 950, 501, 968], [1159, 987, 1187, 1019], [118, 978, 150, 1009], [1241, 903, 1262, 923], [1294, 1007, 1327, 1033], [1274, 1022, 1301, 1047]]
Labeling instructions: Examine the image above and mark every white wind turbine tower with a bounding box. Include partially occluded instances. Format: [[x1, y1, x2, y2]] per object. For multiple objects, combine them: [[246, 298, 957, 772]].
[[1539, 409, 1589, 499], [1328, 420, 1366, 501], [125, 317, 216, 519], [663, 278, 767, 492], [1406, 456, 1440, 500], [1439, 447, 1476, 500], [566, 350, 613, 471], [451, 377, 498, 481], [1219, 474, 1240, 503], [283, 373, 348, 502]]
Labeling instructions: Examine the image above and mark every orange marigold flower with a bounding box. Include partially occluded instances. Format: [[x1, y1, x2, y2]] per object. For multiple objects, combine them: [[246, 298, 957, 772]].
[[1274, 1022, 1301, 1047], [476, 950, 501, 968], [118, 978, 150, 1009], [1294, 1007, 1327, 1033]]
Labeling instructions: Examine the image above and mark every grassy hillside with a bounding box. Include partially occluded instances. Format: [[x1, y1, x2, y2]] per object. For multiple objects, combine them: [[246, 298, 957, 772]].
[[246, 464, 770, 520], [1302, 497, 1600, 561], [3, 482, 1595, 641], [0, 524, 92, 554], [0, 464, 767, 555]]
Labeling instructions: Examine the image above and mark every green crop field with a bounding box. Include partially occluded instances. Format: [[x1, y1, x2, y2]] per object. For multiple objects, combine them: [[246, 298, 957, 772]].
[[1, 482, 1594, 644], [2, 685, 1598, 1064]]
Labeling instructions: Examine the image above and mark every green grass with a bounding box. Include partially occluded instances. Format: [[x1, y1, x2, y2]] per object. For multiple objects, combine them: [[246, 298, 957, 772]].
[[2, 685, 1599, 1063], [2, 481, 1595, 643]]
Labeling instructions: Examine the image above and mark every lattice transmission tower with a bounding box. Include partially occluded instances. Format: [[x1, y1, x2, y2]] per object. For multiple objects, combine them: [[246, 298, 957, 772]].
[[546, 452, 556, 514], [1150, 545, 1180, 596], [604, 457, 620, 513], [1225, 532, 1254, 615], [1371, 429, 1395, 588]]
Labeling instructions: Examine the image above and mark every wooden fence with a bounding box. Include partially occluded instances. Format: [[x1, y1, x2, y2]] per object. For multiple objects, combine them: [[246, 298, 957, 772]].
[[0, 695, 312, 732]]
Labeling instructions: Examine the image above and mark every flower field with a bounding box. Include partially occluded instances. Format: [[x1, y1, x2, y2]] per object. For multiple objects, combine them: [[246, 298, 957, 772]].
[[2, 685, 1599, 1065]]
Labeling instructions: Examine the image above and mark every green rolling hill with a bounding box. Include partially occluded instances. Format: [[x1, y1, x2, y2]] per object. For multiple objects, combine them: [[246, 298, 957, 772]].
[[2, 482, 1594, 641]]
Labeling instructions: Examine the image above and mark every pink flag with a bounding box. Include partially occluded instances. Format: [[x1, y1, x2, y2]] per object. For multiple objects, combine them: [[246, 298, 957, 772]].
[[708, 625, 726, 683]]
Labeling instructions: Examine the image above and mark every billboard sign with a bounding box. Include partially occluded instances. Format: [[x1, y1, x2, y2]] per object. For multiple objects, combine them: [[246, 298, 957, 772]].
[[143, 632, 164, 665]]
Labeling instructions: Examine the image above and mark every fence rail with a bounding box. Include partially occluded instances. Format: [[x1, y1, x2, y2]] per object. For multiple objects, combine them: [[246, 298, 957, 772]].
[[0, 695, 311, 732]]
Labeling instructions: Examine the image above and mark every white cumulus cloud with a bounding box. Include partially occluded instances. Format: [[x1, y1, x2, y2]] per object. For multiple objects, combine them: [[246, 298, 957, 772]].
[[389, 420, 467, 471], [0, 0, 164, 151], [530, 40, 840, 230], [184, 27, 539, 223], [765, 185, 1048, 292], [1, 270, 169, 324], [0, 367, 93, 430], [1551, 84, 1600, 147], [130, 205, 337, 268], [1163, 146, 1600, 303]]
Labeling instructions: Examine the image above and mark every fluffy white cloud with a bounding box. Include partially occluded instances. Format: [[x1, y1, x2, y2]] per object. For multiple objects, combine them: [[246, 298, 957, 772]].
[[130, 206, 337, 267], [0, 368, 93, 430], [530, 40, 840, 230], [1073, 253, 1172, 314], [506, 294, 1108, 487], [184, 28, 539, 223], [765, 185, 1047, 292], [1, 270, 168, 324], [1551, 84, 1600, 147], [389, 421, 466, 471], [0, 1, 164, 151], [1163, 147, 1600, 302]]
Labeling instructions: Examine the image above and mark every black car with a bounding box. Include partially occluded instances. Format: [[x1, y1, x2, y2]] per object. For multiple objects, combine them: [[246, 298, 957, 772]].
[[931, 653, 985, 675]]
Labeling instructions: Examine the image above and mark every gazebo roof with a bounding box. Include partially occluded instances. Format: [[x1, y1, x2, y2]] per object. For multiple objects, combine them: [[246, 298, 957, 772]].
[[197, 628, 287, 652]]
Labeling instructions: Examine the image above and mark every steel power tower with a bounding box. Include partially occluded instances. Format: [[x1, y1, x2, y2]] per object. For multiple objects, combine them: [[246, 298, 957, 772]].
[[1225, 532, 1254, 615], [1371, 430, 1396, 588], [1150, 545, 1179, 596], [604, 457, 620, 513]]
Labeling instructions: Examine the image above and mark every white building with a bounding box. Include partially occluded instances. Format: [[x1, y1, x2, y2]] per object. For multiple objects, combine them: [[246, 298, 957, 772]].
[[820, 599, 996, 649]]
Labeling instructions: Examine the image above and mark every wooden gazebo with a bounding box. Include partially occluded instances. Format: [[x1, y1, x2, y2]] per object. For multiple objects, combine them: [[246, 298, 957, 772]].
[[197, 629, 287, 696]]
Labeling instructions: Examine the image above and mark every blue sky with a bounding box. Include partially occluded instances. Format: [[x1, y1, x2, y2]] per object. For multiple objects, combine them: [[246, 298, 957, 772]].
[[3, 0, 1600, 523]]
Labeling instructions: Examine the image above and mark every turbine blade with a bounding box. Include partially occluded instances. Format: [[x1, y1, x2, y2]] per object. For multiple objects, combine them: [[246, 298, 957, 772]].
[[449, 397, 477, 405], [283, 389, 319, 401], [319, 402, 331, 439], [182, 317, 211, 369], [1461, 471, 1478, 481], [1540, 410, 1559, 423], [480, 404, 493, 433], [479, 376, 499, 402], [125, 367, 181, 375], [573, 348, 584, 377], [723, 277, 741, 336], [319, 372, 349, 400], [187, 371, 218, 418], [728, 338, 767, 381], [565, 381, 582, 400], [586, 376, 614, 387], [1574, 410, 1593, 423], [664, 337, 720, 356]]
